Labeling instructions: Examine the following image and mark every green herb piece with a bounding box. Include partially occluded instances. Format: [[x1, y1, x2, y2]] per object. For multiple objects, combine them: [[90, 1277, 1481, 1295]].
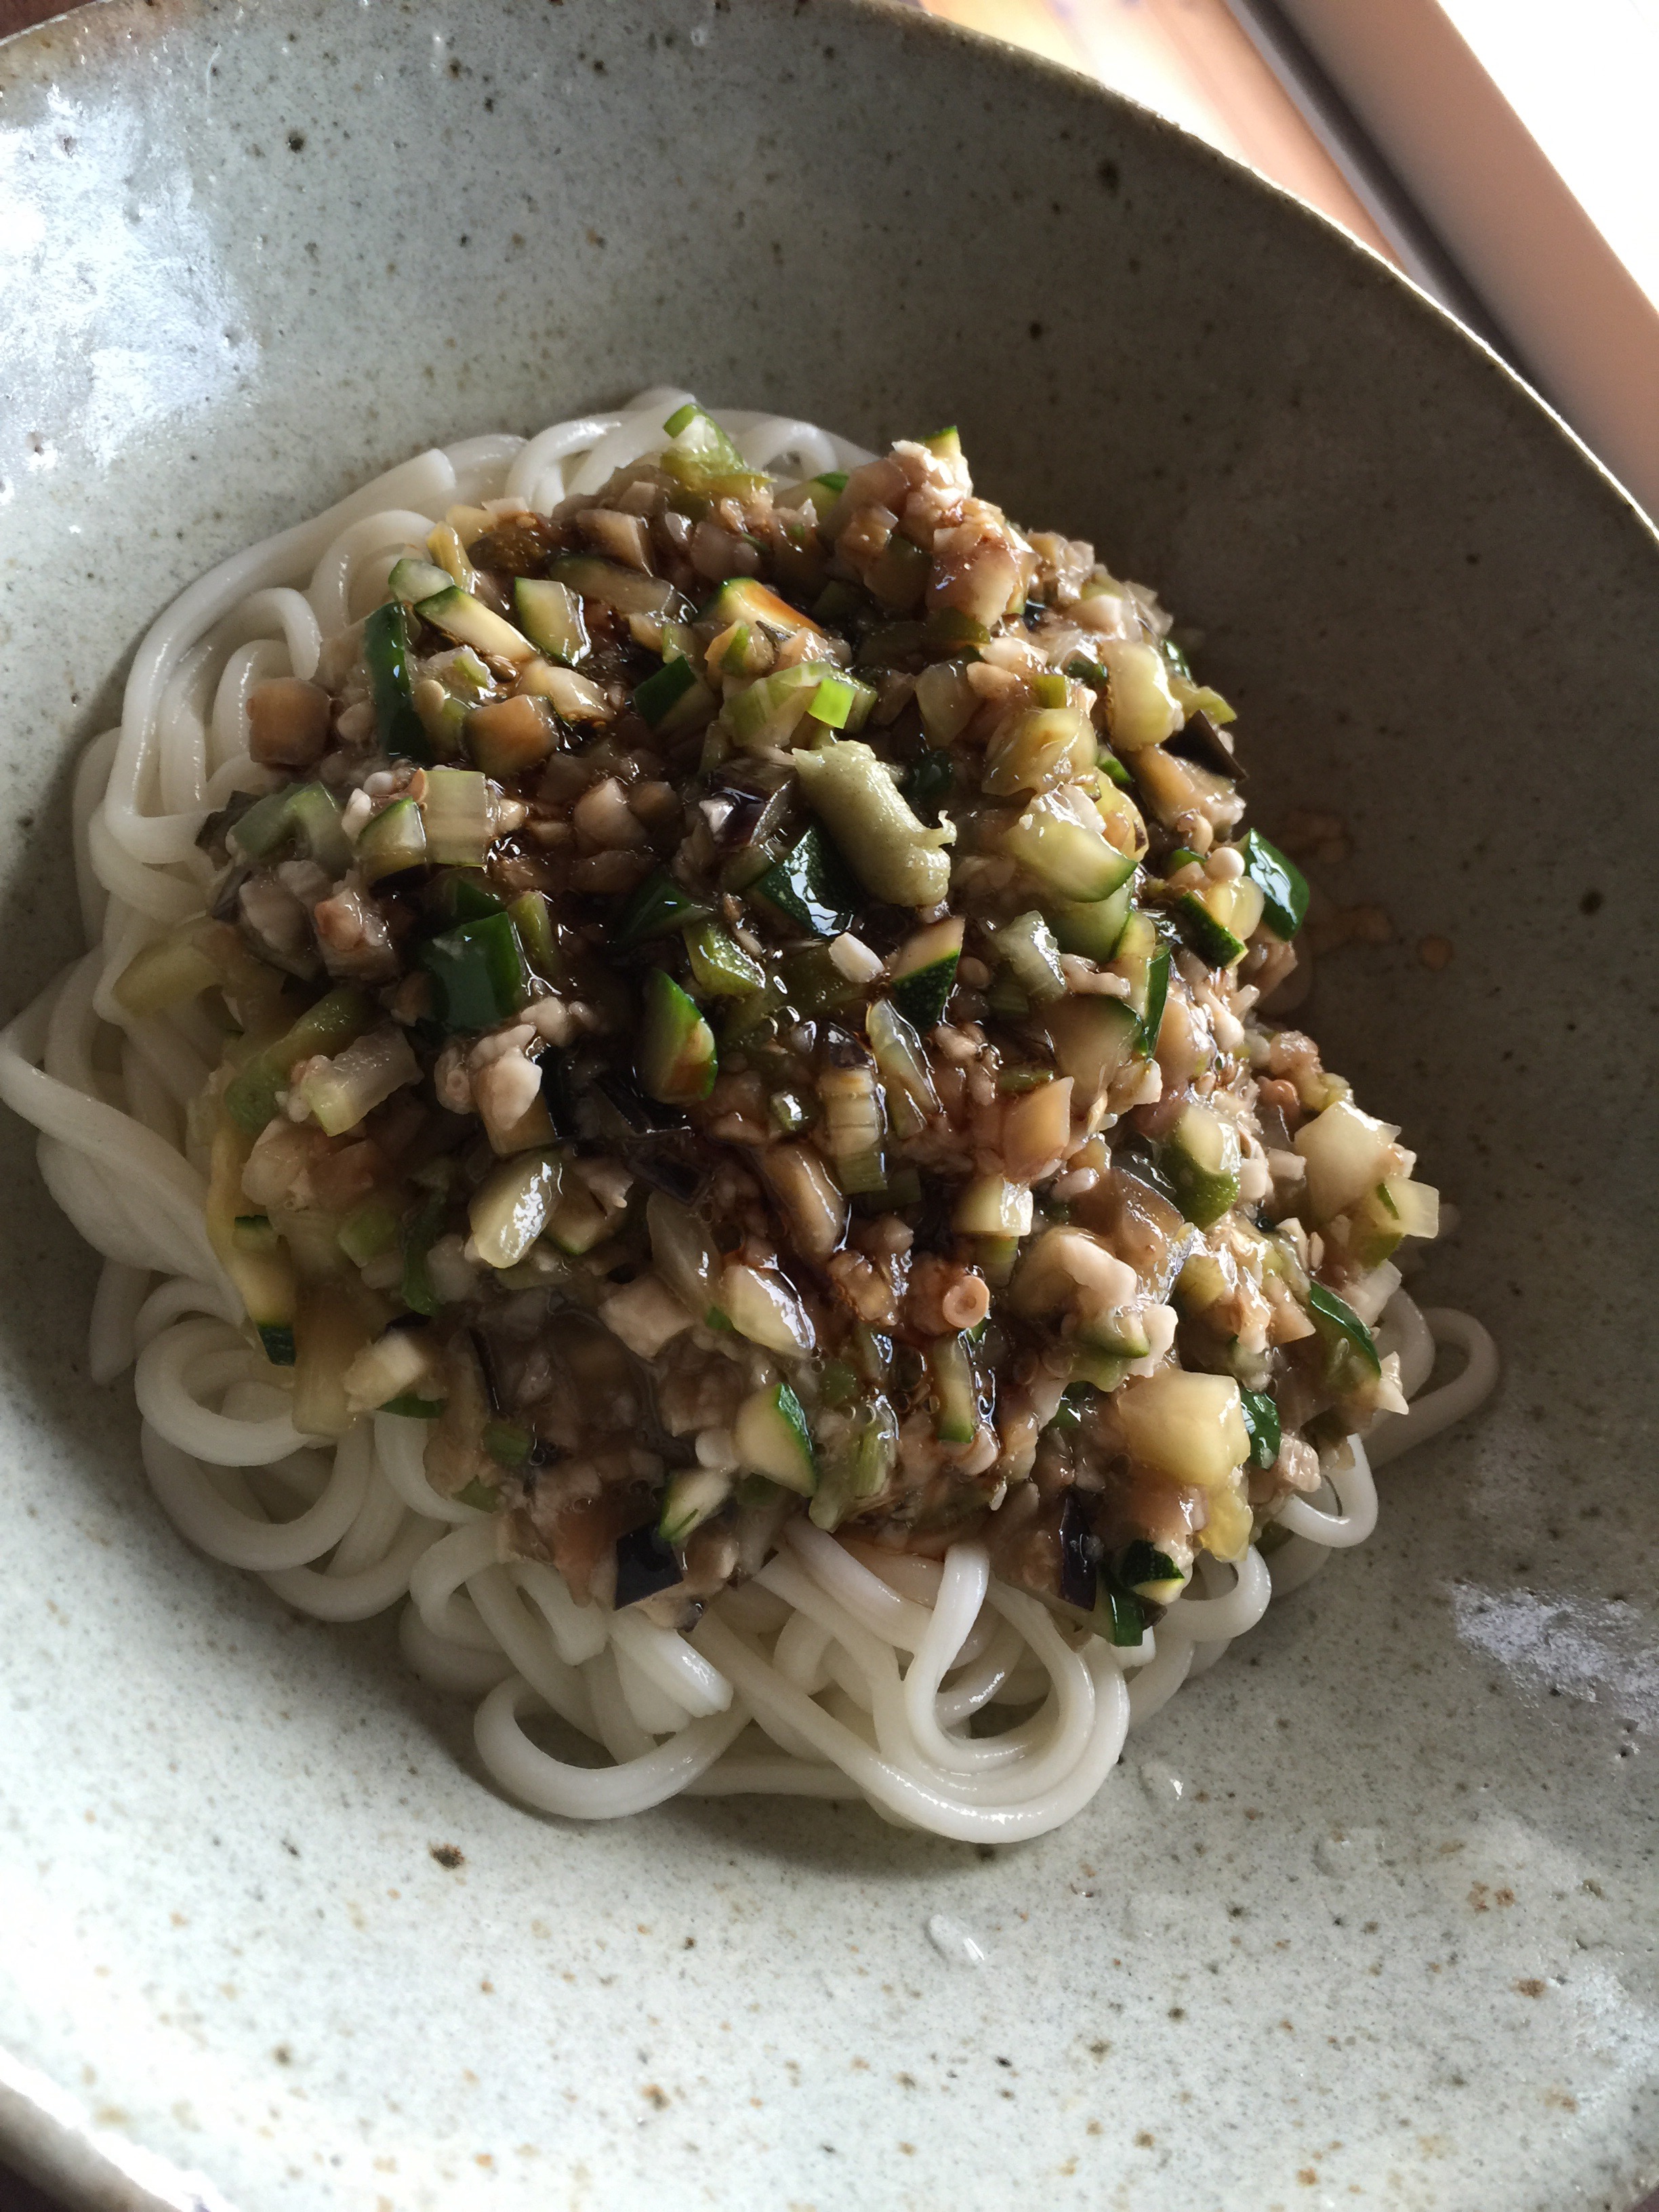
[[1238, 1387, 1282, 1471], [1240, 827, 1309, 939]]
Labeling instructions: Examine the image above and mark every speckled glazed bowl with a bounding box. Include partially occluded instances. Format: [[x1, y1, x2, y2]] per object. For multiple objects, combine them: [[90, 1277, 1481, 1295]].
[[0, 4, 1654, 2209]]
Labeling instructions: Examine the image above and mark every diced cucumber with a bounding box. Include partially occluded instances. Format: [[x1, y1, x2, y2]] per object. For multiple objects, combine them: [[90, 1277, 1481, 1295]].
[[926, 1334, 980, 1444], [1076, 1302, 1152, 1359], [729, 665, 868, 747], [753, 825, 860, 939], [1173, 889, 1248, 969], [808, 1392, 899, 1530], [803, 670, 876, 733], [867, 997, 939, 1118], [1112, 911, 1170, 1049], [382, 1392, 445, 1420], [1048, 880, 1132, 963], [416, 911, 530, 1033], [483, 1419, 534, 1467], [337, 1195, 401, 1267], [356, 795, 428, 885], [1240, 827, 1309, 939], [633, 652, 716, 735], [889, 916, 963, 1030], [660, 403, 765, 493], [466, 693, 556, 779], [914, 659, 979, 746], [1069, 1345, 1133, 1393], [951, 1174, 1034, 1237], [638, 969, 717, 1104], [1004, 785, 1136, 902], [659, 1466, 735, 1548], [547, 553, 682, 620], [468, 1150, 563, 1269], [398, 1187, 448, 1317], [341, 1323, 441, 1416], [733, 1381, 818, 1495], [981, 705, 1095, 796], [546, 1176, 612, 1256], [1306, 1282, 1382, 1385], [388, 556, 453, 606], [613, 867, 715, 945], [902, 750, 956, 825], [224, 987, 371, 1133], [794, 743, 954, 912], [1097, 638, 1181, 752], [292, 1279, 377, 1440], [426, 867, 504, 925], [1238, 1386, 1281, 1471], [683, 918, 765, 997], [296, 1024, 420, 1137], [513, 577, 590, 665], [113, 925, 222, 1018], [363, 600, 432, 761], [1118, 1370, 1248, 1489], [779, 943, 862, 1018], [415, 585, 537, 663], [701, 575, 824, 638], [1043, 994, 1140, 1097], [1346, 1182, 1405, 1269], [206, 1124, 298, 1362], [1161, 1100, 1242, 1228], [994, 909, 1067, 1003], [420, 766, 494, 867], [1294, 1098, 1399, 1223], [1130, 744, 1233, 831], [506, 889, 559, 983], [230, 1213, 278, 1257], [1093, 1580, 1148, 1647], [229, 779, 351, 874], [1115, 1540, 1189, 1605]]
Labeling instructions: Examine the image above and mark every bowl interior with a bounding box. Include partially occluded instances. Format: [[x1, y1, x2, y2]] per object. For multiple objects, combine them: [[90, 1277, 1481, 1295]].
[[0, 3, 1654, 2208]]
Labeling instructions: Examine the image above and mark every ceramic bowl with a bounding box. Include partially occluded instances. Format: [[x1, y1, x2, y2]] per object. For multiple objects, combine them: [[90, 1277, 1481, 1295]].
[[1, 3, 1654, 2207]]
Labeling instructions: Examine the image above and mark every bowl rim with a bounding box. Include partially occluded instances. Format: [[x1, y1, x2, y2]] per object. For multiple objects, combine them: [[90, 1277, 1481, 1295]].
[[0, 4, 1655, 2209]]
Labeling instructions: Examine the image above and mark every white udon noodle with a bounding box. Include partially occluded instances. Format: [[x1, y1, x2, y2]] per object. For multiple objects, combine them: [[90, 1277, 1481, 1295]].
[[0, 392, 1502, 1839]]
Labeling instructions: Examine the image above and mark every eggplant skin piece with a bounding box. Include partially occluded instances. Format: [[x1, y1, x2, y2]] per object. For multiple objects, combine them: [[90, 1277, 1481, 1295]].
[[1057, 1488, 1101, 1613], [614, 1520, 682, 1607]]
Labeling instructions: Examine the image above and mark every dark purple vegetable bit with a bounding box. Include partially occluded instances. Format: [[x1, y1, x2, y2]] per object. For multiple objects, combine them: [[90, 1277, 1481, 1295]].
[[468, 1326, 507, 1415], [614, 1520, 683, 1607], [1166, 710, 1242, 779], [1057, 1489, 1101, 1612], [539, 1052, 581, 1140], [594, 1066, 685, 1136], [622, 1130, 707, 1206], [701, 781, 788, 852]]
